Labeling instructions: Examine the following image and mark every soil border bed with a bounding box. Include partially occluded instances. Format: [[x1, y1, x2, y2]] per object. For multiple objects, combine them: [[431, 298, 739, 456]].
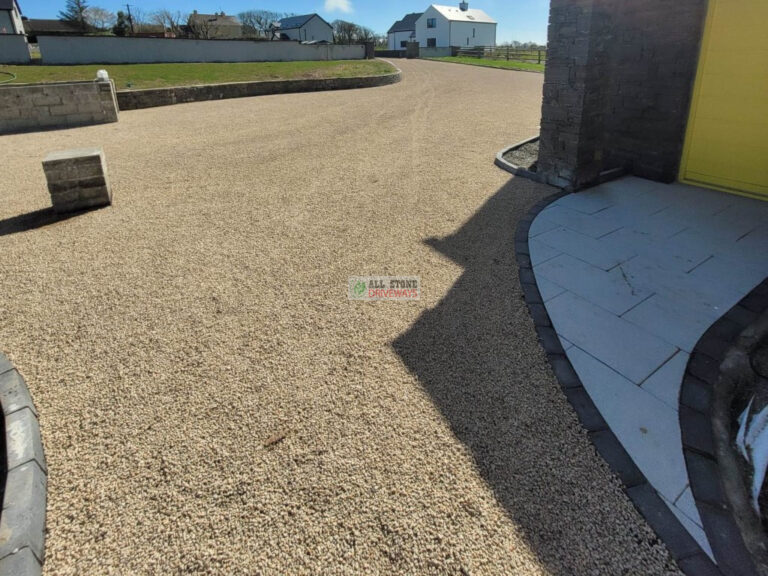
[[0, 351, 47, 576], [516, 192, 726, 576]]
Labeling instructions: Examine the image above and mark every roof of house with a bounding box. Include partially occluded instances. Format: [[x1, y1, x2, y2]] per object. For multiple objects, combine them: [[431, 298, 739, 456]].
[[387, 12, 422, 34], [278, 13, 331, 30], [188, 12, 240, 27], [23, 18, 82, 34], [430, 4, 496, 24], [0, 0, 19, 11]]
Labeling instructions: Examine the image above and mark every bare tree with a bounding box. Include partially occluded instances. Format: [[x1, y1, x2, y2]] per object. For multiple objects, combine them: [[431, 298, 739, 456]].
[[332, 19, 358, 44], [238, 9, 282, 38], [151, 9, 186, 36], [84, 6, 116, 31]]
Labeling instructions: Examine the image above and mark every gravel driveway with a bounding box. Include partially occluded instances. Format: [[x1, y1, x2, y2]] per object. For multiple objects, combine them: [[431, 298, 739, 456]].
[[0, 59, 679, 575]]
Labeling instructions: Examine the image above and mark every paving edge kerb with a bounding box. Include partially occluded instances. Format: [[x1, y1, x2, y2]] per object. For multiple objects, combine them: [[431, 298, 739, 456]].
[[0, 352, 47, 576], [515, 192, 724, 576], [680, 280, 768, 576], [116, 65, 403, 111], [495, 135, 543, 182]]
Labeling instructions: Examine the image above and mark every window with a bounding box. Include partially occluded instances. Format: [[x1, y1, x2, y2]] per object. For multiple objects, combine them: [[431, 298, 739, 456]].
[[400, 40, 407, 48], [427, 38, 437, 47], [473, 28, 475, 38], [427, 18, 436, 28]]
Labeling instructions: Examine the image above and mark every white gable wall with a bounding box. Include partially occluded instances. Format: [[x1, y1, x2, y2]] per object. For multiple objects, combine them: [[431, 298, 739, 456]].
[[387, 30, 414, 50], [0, 3, 24, 34], [283, 16, 333, 43], [415, 6, 495, 48]]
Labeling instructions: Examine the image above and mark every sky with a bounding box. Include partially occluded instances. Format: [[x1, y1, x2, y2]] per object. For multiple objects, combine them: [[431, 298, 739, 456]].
[[19, 0, 550, 44]]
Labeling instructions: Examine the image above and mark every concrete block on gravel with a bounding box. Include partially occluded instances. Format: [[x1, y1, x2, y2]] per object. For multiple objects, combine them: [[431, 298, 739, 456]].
[[0, 370, 37, 417], [0, 462, 47, 563], [43, 148, 112, 213]]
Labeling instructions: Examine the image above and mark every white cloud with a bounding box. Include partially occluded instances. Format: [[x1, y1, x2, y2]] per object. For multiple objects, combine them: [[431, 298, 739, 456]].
[[324, 0, 352, 13]]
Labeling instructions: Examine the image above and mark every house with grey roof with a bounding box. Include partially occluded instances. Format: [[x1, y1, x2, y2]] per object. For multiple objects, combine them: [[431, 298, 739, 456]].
[[387, 12, 422, 50], [0, 0, 24, 35], [415, 2, 496, 48], [275, 13, 333, 43], [187, 11, 242, 39]]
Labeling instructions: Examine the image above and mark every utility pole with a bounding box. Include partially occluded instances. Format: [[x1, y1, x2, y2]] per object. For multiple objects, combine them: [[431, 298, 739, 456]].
[[125, 3, 135, 34]]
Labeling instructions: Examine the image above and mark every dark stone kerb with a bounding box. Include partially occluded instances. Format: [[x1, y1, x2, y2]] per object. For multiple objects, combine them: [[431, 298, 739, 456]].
[[681, 281, 768, 576], [516, 193, 724, 576], [0, 352, 47, 576], [116, 67, 403, 111], [494, 135, 544, 182]]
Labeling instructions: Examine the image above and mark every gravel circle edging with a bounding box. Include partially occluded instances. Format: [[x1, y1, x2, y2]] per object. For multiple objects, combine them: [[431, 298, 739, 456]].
[[0, 352, 47, 576], [115, 65, 403, 111], [681, 279, 768, 576], [495, 135, 543, 181], [516, 193, 724, 576]]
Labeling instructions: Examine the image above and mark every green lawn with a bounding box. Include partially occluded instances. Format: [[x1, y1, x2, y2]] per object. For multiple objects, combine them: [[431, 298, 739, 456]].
[[427, 56, 545, 73], [0, 60, 397, 90]]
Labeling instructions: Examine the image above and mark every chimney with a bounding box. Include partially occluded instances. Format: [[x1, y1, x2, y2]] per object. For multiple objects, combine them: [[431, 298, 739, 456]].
[[459, 1, 469, 11]]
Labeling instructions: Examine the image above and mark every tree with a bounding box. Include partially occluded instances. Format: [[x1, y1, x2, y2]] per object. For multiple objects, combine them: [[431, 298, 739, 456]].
[[113, 10, 128, 35], [85, 6, 116, 31], [238, 9, 282, 38], [331, 19, 358, 44], [150, 9, 186, 36], [59, 0, 89, 32]]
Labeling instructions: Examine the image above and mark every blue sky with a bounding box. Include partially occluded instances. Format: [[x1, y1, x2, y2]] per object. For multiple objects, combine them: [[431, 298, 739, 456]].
[[19, 0, 550, 44]]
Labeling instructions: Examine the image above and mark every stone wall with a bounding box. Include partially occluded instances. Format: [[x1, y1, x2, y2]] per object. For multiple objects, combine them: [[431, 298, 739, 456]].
[[38, 36, 366, 65], [0, 35, 30, 64], [0, 80, 119, 135], [538, 0, 708, 189]]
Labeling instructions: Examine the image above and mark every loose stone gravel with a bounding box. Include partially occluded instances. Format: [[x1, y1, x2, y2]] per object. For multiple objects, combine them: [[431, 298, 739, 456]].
[[0, 60, 680, 575]]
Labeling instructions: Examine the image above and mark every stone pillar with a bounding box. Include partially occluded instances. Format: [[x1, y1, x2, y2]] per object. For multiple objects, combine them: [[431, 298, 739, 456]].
[[406, 42, 420, 59], [538, 0, 612, 191], [363, 42, 375, 59], [42, 148, 113, 213]]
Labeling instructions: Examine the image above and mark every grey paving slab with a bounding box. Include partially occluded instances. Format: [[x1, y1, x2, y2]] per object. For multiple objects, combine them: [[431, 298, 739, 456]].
[[566, 346, 689, 503], [547, 291, 678, 384], [535, 228, 637, 271], [602, 228, 712, 273], [688, 254, 767, 299], [734, 226, 768, 270], [675, 485, 704, 531], [623, 293, 722, 353], [528, 238, 561, 266], [528, 214, 561, 238], [535, 275, 566, 303], [553, 190, 616, 215], [640, 351, 689, 411], [661, 491, 714, 560], [536, 253, 653, 316], [536, 205, 623, 238], [559, 335, 574, 351]]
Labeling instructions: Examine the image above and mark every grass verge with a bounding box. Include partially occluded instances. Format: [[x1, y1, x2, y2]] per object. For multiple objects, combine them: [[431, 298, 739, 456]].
[[427, 56, 544, 73], [0, 60, 397, 90]]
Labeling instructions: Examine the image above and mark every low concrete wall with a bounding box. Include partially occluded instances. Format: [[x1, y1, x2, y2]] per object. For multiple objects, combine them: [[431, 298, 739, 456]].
[[419, 46, 454, 58], [116, 70, 402, 110], [0, 80, 119, 135], [0, 35, 30, 64], [38, 36, 366, 65]]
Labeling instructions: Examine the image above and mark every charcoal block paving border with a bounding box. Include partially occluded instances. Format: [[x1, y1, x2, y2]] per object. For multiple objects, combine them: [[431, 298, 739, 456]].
[[516, 191, 723, 575], [680, 280, 768, 576], [0, 352, 46, 576], [494, 135, 543, 182]]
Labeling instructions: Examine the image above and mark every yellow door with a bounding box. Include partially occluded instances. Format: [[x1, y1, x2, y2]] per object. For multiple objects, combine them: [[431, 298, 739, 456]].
[[679, 0, 768, 200]]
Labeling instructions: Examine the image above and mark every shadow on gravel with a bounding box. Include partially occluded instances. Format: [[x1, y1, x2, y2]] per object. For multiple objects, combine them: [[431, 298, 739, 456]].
[[392, 177, 656, 575], [0, 207, 90, 237]]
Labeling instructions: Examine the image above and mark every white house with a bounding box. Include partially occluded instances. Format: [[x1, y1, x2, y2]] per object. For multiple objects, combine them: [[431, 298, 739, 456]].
[[415, 2, 496, 48], [0, 0, 24, 34], [276, 13, 333, 43], [387, 12, 421, 50]]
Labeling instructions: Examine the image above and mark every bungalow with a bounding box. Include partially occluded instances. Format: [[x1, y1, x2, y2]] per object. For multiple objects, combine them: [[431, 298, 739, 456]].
[[276, 14, 333, 43], [415, 2, 496, 48], [0, 0, 24, 34], [22, 18, 81, 42], [387, 12, 421, 50], [537, 0, 767, 199]]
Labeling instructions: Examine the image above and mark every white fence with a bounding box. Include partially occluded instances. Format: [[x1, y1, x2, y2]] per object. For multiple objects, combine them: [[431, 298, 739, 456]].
[[38, 36, 366, 65], [0, 35, 30, 64]]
